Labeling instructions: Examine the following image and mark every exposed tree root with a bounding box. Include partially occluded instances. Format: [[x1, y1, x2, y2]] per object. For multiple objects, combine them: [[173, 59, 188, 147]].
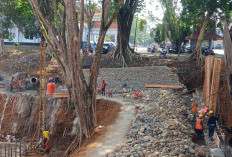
[[62, 136, 80, 157]]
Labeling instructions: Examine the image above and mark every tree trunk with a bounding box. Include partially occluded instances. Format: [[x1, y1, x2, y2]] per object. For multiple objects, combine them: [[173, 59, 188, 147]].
[[87, 21, 92, 54], [113, 0, 138, 66], [0, 38, 3, 54], [190, 12, 213, 62]]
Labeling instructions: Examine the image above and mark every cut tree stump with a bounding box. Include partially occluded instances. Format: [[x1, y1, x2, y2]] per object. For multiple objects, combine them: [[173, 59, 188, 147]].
[[145, 84, 183, 89]]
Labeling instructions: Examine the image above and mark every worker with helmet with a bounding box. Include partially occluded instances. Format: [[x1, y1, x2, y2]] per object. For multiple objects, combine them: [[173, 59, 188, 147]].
[[9, 76, 14, 91], [191, 98, 198, 120], [199, 107, 209, 118], [195, 114, 204, 140], [207, 110, 218, 140]]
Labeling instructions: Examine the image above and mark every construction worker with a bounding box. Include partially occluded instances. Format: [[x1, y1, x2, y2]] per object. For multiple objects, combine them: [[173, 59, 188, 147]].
[[101, 80, 106, 96], [47, 79, 56, 95], [191, 99, 197, 120], [9, 76, 14, 91], [55, 75, 60, 84], [199, 107, 209, 118], [207, 110, 218, 140], [45, 139, 50, 155], [195, 114, 204, 140], [42, 128, 50, 147], [18, 76, 23, 86]]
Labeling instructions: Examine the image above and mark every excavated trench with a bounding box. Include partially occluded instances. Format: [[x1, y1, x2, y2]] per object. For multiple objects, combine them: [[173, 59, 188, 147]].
[[0, 92, 76, 150], [0, 90, 122, 155]]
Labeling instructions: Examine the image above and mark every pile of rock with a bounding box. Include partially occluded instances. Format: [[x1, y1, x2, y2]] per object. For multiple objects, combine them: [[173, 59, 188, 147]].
[[84, 66, 181, 93], [108, 89, 207, 157]]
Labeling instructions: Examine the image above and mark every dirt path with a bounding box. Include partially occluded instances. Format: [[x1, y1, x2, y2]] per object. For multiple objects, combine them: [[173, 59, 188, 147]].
[[73, 95, 135, 157]]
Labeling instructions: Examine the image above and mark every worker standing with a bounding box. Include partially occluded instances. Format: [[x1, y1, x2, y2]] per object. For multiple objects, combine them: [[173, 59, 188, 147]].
[[42, 128, 50, 147], [101, 80, 106, 96], [47, 79, 56, 95], [9, 76, 14, 92], [191, 98, 197, 120], [195, 114, 204, 140], [207, 110, 218, 140], [18, 76, 23, 86]]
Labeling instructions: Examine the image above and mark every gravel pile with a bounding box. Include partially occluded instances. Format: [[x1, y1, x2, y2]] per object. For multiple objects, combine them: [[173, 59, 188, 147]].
[[108, 89, 207, 157], [84, 66, 181, 92]]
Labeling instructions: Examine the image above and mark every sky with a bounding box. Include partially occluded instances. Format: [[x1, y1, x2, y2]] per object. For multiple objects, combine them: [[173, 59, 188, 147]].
[[139, 0, 182, 28]]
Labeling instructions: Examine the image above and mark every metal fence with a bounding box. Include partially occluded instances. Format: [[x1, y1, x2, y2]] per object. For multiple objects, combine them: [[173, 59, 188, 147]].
[[0, 141, 27, 157]]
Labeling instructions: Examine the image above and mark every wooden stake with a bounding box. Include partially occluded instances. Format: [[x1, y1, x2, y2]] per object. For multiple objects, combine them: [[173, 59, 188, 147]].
[[203, 55, 215, 106], [210, 58, 222, 112]]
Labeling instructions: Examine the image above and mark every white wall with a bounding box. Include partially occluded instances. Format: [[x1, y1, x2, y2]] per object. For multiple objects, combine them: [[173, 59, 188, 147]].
[[4, 27, 40, 44], [91, 29, 117, 44]]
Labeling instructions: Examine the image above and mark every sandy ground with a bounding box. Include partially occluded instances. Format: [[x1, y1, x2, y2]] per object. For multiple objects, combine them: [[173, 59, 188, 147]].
[[73, 95, 136, 157]]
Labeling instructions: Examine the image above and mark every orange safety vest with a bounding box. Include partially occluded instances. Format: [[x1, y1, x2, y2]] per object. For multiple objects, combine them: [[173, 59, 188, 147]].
[[47, 82, 56, 95], [18, 77, 23, 84], [192, 102, 197, 112], [195, 119, 203, 130], [199, 108, 208, 116], [9, 79, 14, 85], [101, 82, 106, 89], [199, 109, 205, 116]]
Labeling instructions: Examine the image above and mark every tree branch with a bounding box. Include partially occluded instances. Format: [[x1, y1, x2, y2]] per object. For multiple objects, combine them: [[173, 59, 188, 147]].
[[104, 0, 124, 30]]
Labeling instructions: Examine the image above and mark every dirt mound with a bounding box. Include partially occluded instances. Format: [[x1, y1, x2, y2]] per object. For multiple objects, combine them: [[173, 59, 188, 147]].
[[50, 99, 121, 156], [96, 99, 121, 127]]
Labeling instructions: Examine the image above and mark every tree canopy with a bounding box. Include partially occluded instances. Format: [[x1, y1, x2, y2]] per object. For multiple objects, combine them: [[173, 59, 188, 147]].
[[0, 0, 40, 40]]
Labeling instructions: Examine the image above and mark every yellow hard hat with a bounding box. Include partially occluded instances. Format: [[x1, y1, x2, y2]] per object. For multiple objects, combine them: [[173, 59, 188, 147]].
[[60, 72, 63, 74], [199, 114, 203, 117], [190, 99, 194, 101], [209, 110, 214, 114]]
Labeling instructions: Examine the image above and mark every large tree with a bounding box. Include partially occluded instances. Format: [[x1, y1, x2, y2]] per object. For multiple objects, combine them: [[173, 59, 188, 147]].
[[112, 0, 140, 66], [28, 0, 123, 155], [181, 0, 232, 62]]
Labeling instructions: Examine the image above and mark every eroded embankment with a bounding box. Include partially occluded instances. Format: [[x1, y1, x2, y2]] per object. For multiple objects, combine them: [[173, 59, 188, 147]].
[[0, 92, 76, 141]]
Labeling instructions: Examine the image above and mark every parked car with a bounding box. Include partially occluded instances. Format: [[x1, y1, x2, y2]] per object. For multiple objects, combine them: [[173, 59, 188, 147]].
[[215, 44, 223, 49], [102, 42, 115, 54], [81, 41, 94, 53]]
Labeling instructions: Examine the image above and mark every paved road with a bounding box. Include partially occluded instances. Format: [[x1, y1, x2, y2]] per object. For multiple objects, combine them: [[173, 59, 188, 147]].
[[136, 47, 225, 58], [136, 47, 189, 57]]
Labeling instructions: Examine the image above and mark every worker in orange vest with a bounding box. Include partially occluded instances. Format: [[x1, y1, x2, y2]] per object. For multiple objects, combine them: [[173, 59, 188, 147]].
[[199, 107, 208, 119], [191, 98, 197, 120], [18, 76, 23, 86], [195, 114, 204, 140], [9, 76, 14, 92], [47, 79, 56, 95], [101, 80, 106, 96]]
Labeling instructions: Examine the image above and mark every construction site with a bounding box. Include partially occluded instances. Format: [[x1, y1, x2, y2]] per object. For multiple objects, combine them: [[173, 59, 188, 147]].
[[0, 39, 231, 157]]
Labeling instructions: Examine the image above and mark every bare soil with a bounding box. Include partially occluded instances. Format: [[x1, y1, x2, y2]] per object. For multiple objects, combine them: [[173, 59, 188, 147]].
[[50, 99, 121, 157]]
